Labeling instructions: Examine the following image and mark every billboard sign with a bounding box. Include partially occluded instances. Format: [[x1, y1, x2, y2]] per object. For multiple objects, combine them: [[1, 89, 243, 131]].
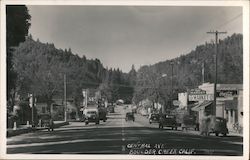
[[189, 88, 206, 95], [216, 90, 238, 98]]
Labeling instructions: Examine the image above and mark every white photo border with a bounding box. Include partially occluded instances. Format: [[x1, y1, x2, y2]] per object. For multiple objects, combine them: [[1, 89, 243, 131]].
[[0, 0, 249, 160]]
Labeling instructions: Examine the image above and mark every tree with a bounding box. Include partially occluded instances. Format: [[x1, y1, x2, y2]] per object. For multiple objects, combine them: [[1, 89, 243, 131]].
[[13, 38, 64, 110], [6, 5, 31, 109], [128, 64, 137, 85]]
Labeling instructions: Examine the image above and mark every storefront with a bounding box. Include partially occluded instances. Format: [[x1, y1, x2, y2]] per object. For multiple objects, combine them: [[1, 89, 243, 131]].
[[190, 83, 243, 132]]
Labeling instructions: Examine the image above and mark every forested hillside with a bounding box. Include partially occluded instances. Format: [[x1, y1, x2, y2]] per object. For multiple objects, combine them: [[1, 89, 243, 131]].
[[13, 36, 135, 108], [133, 33, 243, 105], [13, 33, 243, 108]]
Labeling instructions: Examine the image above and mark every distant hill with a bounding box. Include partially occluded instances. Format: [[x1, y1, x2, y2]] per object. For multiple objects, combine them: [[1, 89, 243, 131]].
[[133, 33, 243, 104]]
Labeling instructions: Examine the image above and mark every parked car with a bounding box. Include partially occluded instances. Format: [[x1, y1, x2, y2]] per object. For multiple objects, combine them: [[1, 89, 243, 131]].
[[98, 107, 107, 122], [107, 105, 115, 113], [39, 114, 51, 128], [125, 112, 135, 122], [209, 117, 229, 136], [181, 115, 199, 131], [84, 108, 100, 125], [159, 114, 178, 130], [149, 113, 160, 124], [132, 106, 137, 114], [140, 109, 148, 116]]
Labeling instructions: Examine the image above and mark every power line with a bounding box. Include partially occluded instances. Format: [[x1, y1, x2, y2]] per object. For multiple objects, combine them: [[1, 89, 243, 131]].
[[194, 12, 242, 47], [217, 13, 242, 30]]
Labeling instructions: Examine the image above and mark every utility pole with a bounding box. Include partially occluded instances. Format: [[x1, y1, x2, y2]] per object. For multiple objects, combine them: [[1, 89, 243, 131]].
[[64, 74, 67, 122], [207, 30, 227, 115], [202, 62, 205, 84], [170, 61, 174, 112]]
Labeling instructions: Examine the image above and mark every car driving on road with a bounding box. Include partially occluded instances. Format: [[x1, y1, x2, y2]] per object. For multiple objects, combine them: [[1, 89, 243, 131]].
[[125, 112, 135, 122], [149, 113, 160, 124], [159, 114, 178, 130], [84, 108, 100, 125]]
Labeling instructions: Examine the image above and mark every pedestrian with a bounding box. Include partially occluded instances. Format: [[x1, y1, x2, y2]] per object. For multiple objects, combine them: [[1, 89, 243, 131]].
[[48, 117, 54, 132]]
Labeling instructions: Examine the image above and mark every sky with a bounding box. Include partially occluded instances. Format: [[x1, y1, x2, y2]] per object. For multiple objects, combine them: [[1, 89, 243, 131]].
[[27, 6, 242, 73]]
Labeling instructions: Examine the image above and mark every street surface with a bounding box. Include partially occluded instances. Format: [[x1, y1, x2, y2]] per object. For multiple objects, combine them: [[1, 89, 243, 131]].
[[7, 106, 243, 155]]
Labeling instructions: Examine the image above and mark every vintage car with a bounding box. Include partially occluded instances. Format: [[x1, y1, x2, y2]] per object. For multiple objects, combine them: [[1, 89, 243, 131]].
[[84, 108, 100, 125], [98, 107, 107, 122], [209, 117, 229, 136], [181, 114, 199, 131], [149, 113, 160, 124], [125, 112, 135, 122], [159, 114, 178, 130], [107, 105, 115, 113], [39, 114, 51, 128]]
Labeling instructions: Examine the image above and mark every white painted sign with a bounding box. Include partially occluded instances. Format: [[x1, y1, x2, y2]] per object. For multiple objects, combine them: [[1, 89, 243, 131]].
[[188, 94, 214, 101]]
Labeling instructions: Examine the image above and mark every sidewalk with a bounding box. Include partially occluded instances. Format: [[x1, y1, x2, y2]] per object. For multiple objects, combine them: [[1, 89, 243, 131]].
[[7, 121, 69, 137]]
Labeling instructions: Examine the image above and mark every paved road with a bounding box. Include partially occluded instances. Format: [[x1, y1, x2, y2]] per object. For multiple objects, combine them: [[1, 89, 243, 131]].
[[7, 106, 243, 155]]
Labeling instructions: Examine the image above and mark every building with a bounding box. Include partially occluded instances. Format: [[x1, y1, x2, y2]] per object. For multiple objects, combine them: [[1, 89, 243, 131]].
[[178, 92, 188, 109], [191, 83, 243, 132], [36, 98, 79, 121]]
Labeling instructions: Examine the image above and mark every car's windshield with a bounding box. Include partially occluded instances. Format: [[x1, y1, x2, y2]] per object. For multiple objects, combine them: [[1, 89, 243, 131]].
[[40, 115, 50, 119], [151, 114, 158, 117], [164, 115, 174, 118], [87, 111, 96, 114]]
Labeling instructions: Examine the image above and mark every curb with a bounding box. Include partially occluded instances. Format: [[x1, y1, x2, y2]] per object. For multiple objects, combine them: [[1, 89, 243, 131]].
[[7, 121, 69, 137]]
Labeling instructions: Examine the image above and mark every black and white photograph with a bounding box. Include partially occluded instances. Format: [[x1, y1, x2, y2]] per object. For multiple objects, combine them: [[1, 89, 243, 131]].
[[0, 0, 249, 160]]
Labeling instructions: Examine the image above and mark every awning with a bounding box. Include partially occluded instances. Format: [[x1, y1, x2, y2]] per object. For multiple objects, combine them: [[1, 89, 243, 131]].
[[191, 101, 212, 112]]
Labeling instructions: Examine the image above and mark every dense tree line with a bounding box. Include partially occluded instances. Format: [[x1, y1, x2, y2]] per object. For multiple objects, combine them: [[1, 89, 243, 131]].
[[12, 36, 135, 111], [133, 34, 243, 108]]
